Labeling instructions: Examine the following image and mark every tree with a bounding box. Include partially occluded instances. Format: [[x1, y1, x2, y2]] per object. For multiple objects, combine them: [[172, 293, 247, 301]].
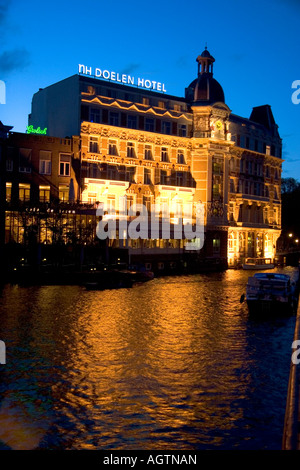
[[281, 177, 300, 194]]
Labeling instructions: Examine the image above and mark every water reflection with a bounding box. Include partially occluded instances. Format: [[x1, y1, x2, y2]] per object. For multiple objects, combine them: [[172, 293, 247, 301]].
[[0, 267, 296, 449]]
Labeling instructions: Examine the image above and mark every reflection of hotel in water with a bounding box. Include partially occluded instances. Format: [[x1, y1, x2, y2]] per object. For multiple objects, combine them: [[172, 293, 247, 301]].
[[3, 48, 282, 270]]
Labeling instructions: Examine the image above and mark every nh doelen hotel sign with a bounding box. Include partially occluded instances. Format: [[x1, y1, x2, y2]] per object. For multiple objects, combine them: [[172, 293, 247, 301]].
[[78, 64, 167, 93]]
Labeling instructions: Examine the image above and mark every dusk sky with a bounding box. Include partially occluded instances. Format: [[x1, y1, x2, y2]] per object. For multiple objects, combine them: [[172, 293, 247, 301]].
[[1, 0, 300, 178]]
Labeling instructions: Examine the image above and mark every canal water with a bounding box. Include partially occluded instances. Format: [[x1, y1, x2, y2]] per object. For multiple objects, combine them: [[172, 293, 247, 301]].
[[0, 267, 297, 450]]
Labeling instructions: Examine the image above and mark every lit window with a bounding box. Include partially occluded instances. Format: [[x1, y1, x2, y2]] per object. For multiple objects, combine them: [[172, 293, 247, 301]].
[[19, 183, 30, 202], [6, 182, 12, 202], [59, 184, 69, 202], [87, 192, 97, 204], [59, 154, 71, 176], [213, 237, 221, 254], [39, 185, 50, 203], [213, 162, 221, 174], [106, 195, 116, 213]]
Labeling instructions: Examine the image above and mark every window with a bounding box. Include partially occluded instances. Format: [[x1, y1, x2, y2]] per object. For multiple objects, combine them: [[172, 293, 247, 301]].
[[230, 179, 235, 193], [126, 195, 134, 212], [229, 205, 234, 222], [161, 147, 168, 162], [108, 140, 118, 156], [39, 150, 52, 175], [59, 184, 69, 202], [142, 97, 150, 106], [126, 167, 135, 183], [162, 121, 171, 135], [107, 89, 117, 98], [144, 144, 152, 160], [19, 148, 31, 173], [213, 237, 221, 254], [177, 149, 185, 164], [145, 118, 154, 132], [6, 182, 12, 202], [109, 112, 119, 126], [59, 154, 71, 176], [87, 192, 97, 204], [160, 170, 167, 184], [108, 165, 116, 180], [90, 108, 100, 123], [176, 172, 184, 186], [128, 115, 137, 129], [213, 183, 221, 198], [244, 180, 249, 195], [143, 196, 151, 213], [174, 104, 181, 112], [213, 162, 221, 174], [144, 168, 152, 185], [127, 142, 136, 158], [264, 185, 269, 198], [39, 185, 50, 203], [19, 183, 30, 202], [89, 136, 99, 153], [178, 124, 187, 137], [6, 159, 13, 171], [254, 182, 261, 196], [106, 195, 116, 213], [158, 101, 165, 109]]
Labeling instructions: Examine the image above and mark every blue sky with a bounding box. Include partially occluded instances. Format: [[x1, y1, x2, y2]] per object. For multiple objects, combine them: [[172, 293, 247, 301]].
[[1, 0, 300, 178]]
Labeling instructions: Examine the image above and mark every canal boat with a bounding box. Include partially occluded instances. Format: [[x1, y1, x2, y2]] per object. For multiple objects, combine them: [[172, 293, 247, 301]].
[[245, 272, 298, 315], [242, 257, 274, 270]]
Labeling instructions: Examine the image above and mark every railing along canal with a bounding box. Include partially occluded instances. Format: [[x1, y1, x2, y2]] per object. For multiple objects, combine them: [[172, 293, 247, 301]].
[[282, 297, 300, 450]]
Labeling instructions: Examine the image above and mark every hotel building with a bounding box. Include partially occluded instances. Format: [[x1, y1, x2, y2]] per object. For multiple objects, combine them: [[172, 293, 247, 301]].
[[4, 48, 282, 272]]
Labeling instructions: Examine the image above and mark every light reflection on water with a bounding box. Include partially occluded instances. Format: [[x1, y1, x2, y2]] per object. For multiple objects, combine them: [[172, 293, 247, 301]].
[[0, 267, 297, 450]]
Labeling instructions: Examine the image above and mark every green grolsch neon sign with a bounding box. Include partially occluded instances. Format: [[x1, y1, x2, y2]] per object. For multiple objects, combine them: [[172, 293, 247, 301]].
[[26, 125, 47, 135]]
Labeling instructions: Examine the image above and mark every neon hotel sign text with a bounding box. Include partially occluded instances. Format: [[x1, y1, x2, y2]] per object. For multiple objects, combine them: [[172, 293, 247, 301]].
[[78, 64, 167, 93]]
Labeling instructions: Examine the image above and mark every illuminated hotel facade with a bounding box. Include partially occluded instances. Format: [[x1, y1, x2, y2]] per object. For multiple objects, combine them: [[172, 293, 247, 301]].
[[5, 49, 282, 271]]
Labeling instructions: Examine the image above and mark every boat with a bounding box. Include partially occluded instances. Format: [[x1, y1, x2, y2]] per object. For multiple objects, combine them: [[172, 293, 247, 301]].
[[245, 272, 298, 315], [117, 269, 154, 283], [242, 257, 274, 270], [84, 269, 134, 290]]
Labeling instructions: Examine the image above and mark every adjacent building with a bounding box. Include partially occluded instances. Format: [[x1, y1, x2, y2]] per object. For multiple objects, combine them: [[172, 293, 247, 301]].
[[4, 48, 282, 272]]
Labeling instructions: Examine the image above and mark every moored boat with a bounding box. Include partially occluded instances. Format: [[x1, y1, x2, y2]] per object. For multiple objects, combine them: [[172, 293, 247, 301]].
[[245, 272, 298, 315], [242, 257, 274, 270]]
